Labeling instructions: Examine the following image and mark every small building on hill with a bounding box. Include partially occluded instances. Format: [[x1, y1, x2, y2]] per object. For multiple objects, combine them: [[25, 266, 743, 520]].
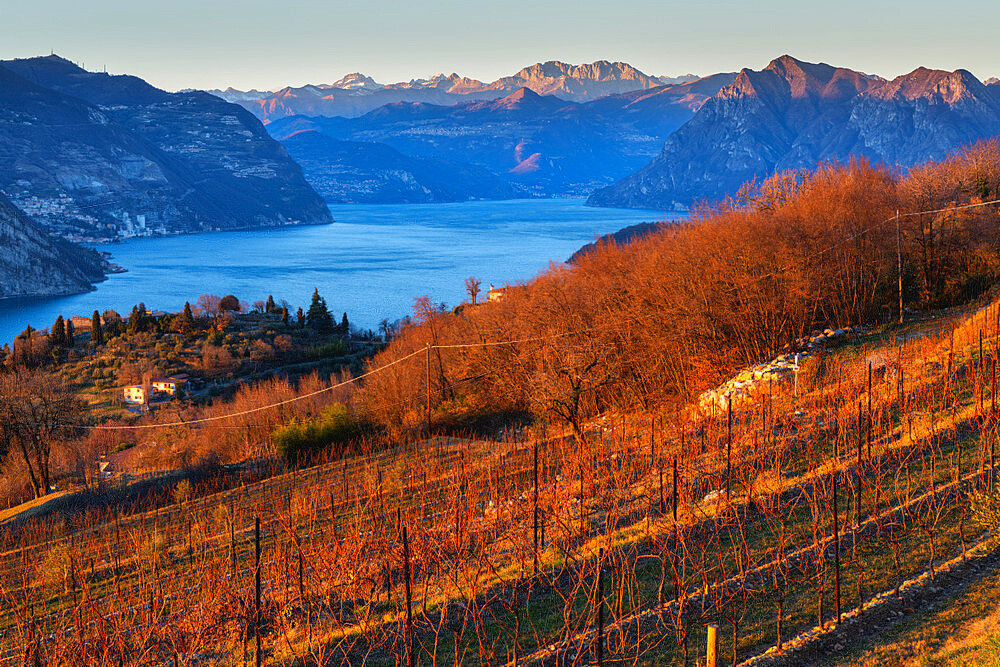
[[151, 376, 187, 396], [124, 375, 189, 404], [123, 384, 149, 405], [488, 284, 509, 302]]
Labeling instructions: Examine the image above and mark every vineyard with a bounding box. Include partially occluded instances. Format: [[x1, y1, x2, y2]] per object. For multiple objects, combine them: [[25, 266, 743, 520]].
[[4, 294, 1000, 666]]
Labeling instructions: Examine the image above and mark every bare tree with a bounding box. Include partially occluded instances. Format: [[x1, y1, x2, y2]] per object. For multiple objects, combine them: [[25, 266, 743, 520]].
[[0, 368, 85, 498], [465, 277, 482, 305], [195, 293, 222, 318]]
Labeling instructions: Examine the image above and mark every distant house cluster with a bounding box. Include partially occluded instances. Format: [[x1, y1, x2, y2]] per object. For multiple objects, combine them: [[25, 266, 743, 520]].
[[123, 374, 190, 406]]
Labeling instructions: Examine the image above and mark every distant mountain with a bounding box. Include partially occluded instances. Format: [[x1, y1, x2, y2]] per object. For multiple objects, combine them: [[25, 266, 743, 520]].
[[482, 61, 663, 101], [0, 191, 107, 299], [0, 55, 331, 241], [656, 74, 700, 86], [281, 130, 517, 203], [216, 60, 698, 121], [266, 75, 735, 198], [196, 86, 273, 102], [589, 56, 1000, 210]]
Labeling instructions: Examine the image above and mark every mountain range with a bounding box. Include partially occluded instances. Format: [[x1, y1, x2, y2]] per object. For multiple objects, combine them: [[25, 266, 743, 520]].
[[244, 56, 1000, 209], [210, 61, 698, 121], [264, 73, 737, 201], [0, 55, 331, 243], [589, 56, 1000, 209]]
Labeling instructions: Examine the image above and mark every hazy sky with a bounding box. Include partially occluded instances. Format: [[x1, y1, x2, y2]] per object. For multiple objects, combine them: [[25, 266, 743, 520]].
[[4, 0, 999, 91]]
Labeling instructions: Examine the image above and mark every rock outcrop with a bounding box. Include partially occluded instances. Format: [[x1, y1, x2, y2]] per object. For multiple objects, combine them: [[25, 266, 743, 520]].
[[0, 191, 107, 298], [589, 56, 1000, 210]]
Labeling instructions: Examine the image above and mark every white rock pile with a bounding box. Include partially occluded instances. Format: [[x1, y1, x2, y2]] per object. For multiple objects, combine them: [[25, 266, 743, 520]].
[[697, 327, 860, 412]]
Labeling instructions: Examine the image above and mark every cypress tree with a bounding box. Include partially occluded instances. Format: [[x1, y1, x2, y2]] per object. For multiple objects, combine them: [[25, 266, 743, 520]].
[[296, 307, 305, 328], [306, 289, 334, 333], [64, 319, 74, 348], [127, 304, 152, 335], [281, 307, 289, 326], [183, 301, 195, 325], [265, 295, 276, 314], [340, 312, 349, 336], [49, 316, 66, 347], [91, 310, 104, 346]]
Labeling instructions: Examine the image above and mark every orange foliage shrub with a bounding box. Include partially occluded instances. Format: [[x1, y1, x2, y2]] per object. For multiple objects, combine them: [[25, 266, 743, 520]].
[[359, 144, 1000, 435]]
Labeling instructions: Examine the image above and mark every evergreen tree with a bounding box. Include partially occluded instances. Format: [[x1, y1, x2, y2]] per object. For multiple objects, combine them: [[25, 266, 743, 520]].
[[183, 301, 195, 325], [281, 306, 289, 326], [265, 294, 276, 314], [64, 319, 74, 348], [49, 316, 65, 347], [296, 307, 305, 328], [127, 305, 142, 335], [306, 288, 334, 333], [340, 312, 350, 336], [91, 310, 104, 346]]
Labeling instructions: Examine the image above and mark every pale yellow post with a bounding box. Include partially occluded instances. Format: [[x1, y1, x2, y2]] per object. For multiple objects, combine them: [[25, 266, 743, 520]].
[[706, 624, 718, 667]]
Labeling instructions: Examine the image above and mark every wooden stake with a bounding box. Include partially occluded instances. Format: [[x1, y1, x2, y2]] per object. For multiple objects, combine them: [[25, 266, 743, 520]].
[[425, 343, 431, 434], [533, 444, 539, 575], [255, 516, 261, 667], [832, 474, 841, 626], [726, 399, 732, 502], [707, 623, 718, 667], [597, 548, 604, 667], [401, 510, 414, 667], [896, 210, 903, 324]]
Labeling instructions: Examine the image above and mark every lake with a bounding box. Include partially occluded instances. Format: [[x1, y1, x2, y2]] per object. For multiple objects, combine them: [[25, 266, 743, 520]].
[[0, 199, 665, 344]]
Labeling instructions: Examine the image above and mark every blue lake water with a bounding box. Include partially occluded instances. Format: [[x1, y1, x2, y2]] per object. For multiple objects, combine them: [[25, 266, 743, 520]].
[[0, 199, 665, 344]]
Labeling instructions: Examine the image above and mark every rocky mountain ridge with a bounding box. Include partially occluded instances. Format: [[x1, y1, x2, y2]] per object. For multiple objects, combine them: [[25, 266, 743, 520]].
[[211, 60, 698, 121], [589, 55, 1000, 210]]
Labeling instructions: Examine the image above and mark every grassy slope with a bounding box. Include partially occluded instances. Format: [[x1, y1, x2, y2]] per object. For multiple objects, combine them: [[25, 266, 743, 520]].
[[819, 551, 1000, 666]]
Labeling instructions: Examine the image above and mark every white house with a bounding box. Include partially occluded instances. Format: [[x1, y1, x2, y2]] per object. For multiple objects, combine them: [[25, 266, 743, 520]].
[[151, 376, 187, 396], [488, 284, 509, 302], [123, 384, 149, 405]]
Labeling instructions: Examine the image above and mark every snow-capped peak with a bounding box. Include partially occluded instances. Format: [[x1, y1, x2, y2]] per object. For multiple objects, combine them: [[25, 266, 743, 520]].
[[330, 73, 383, 91]]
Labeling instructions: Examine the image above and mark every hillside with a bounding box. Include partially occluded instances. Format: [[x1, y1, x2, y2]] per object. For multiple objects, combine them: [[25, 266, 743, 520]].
[[0, 191, 107, 298], [7, 291, 1000, 665], [589, 55, 1000, 210], [6, 143, 1000, 665], [0, 55, 331, 242]]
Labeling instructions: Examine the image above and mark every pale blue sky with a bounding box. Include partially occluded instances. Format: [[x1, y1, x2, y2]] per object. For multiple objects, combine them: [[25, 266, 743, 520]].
[[3, 0, 998, 91]]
